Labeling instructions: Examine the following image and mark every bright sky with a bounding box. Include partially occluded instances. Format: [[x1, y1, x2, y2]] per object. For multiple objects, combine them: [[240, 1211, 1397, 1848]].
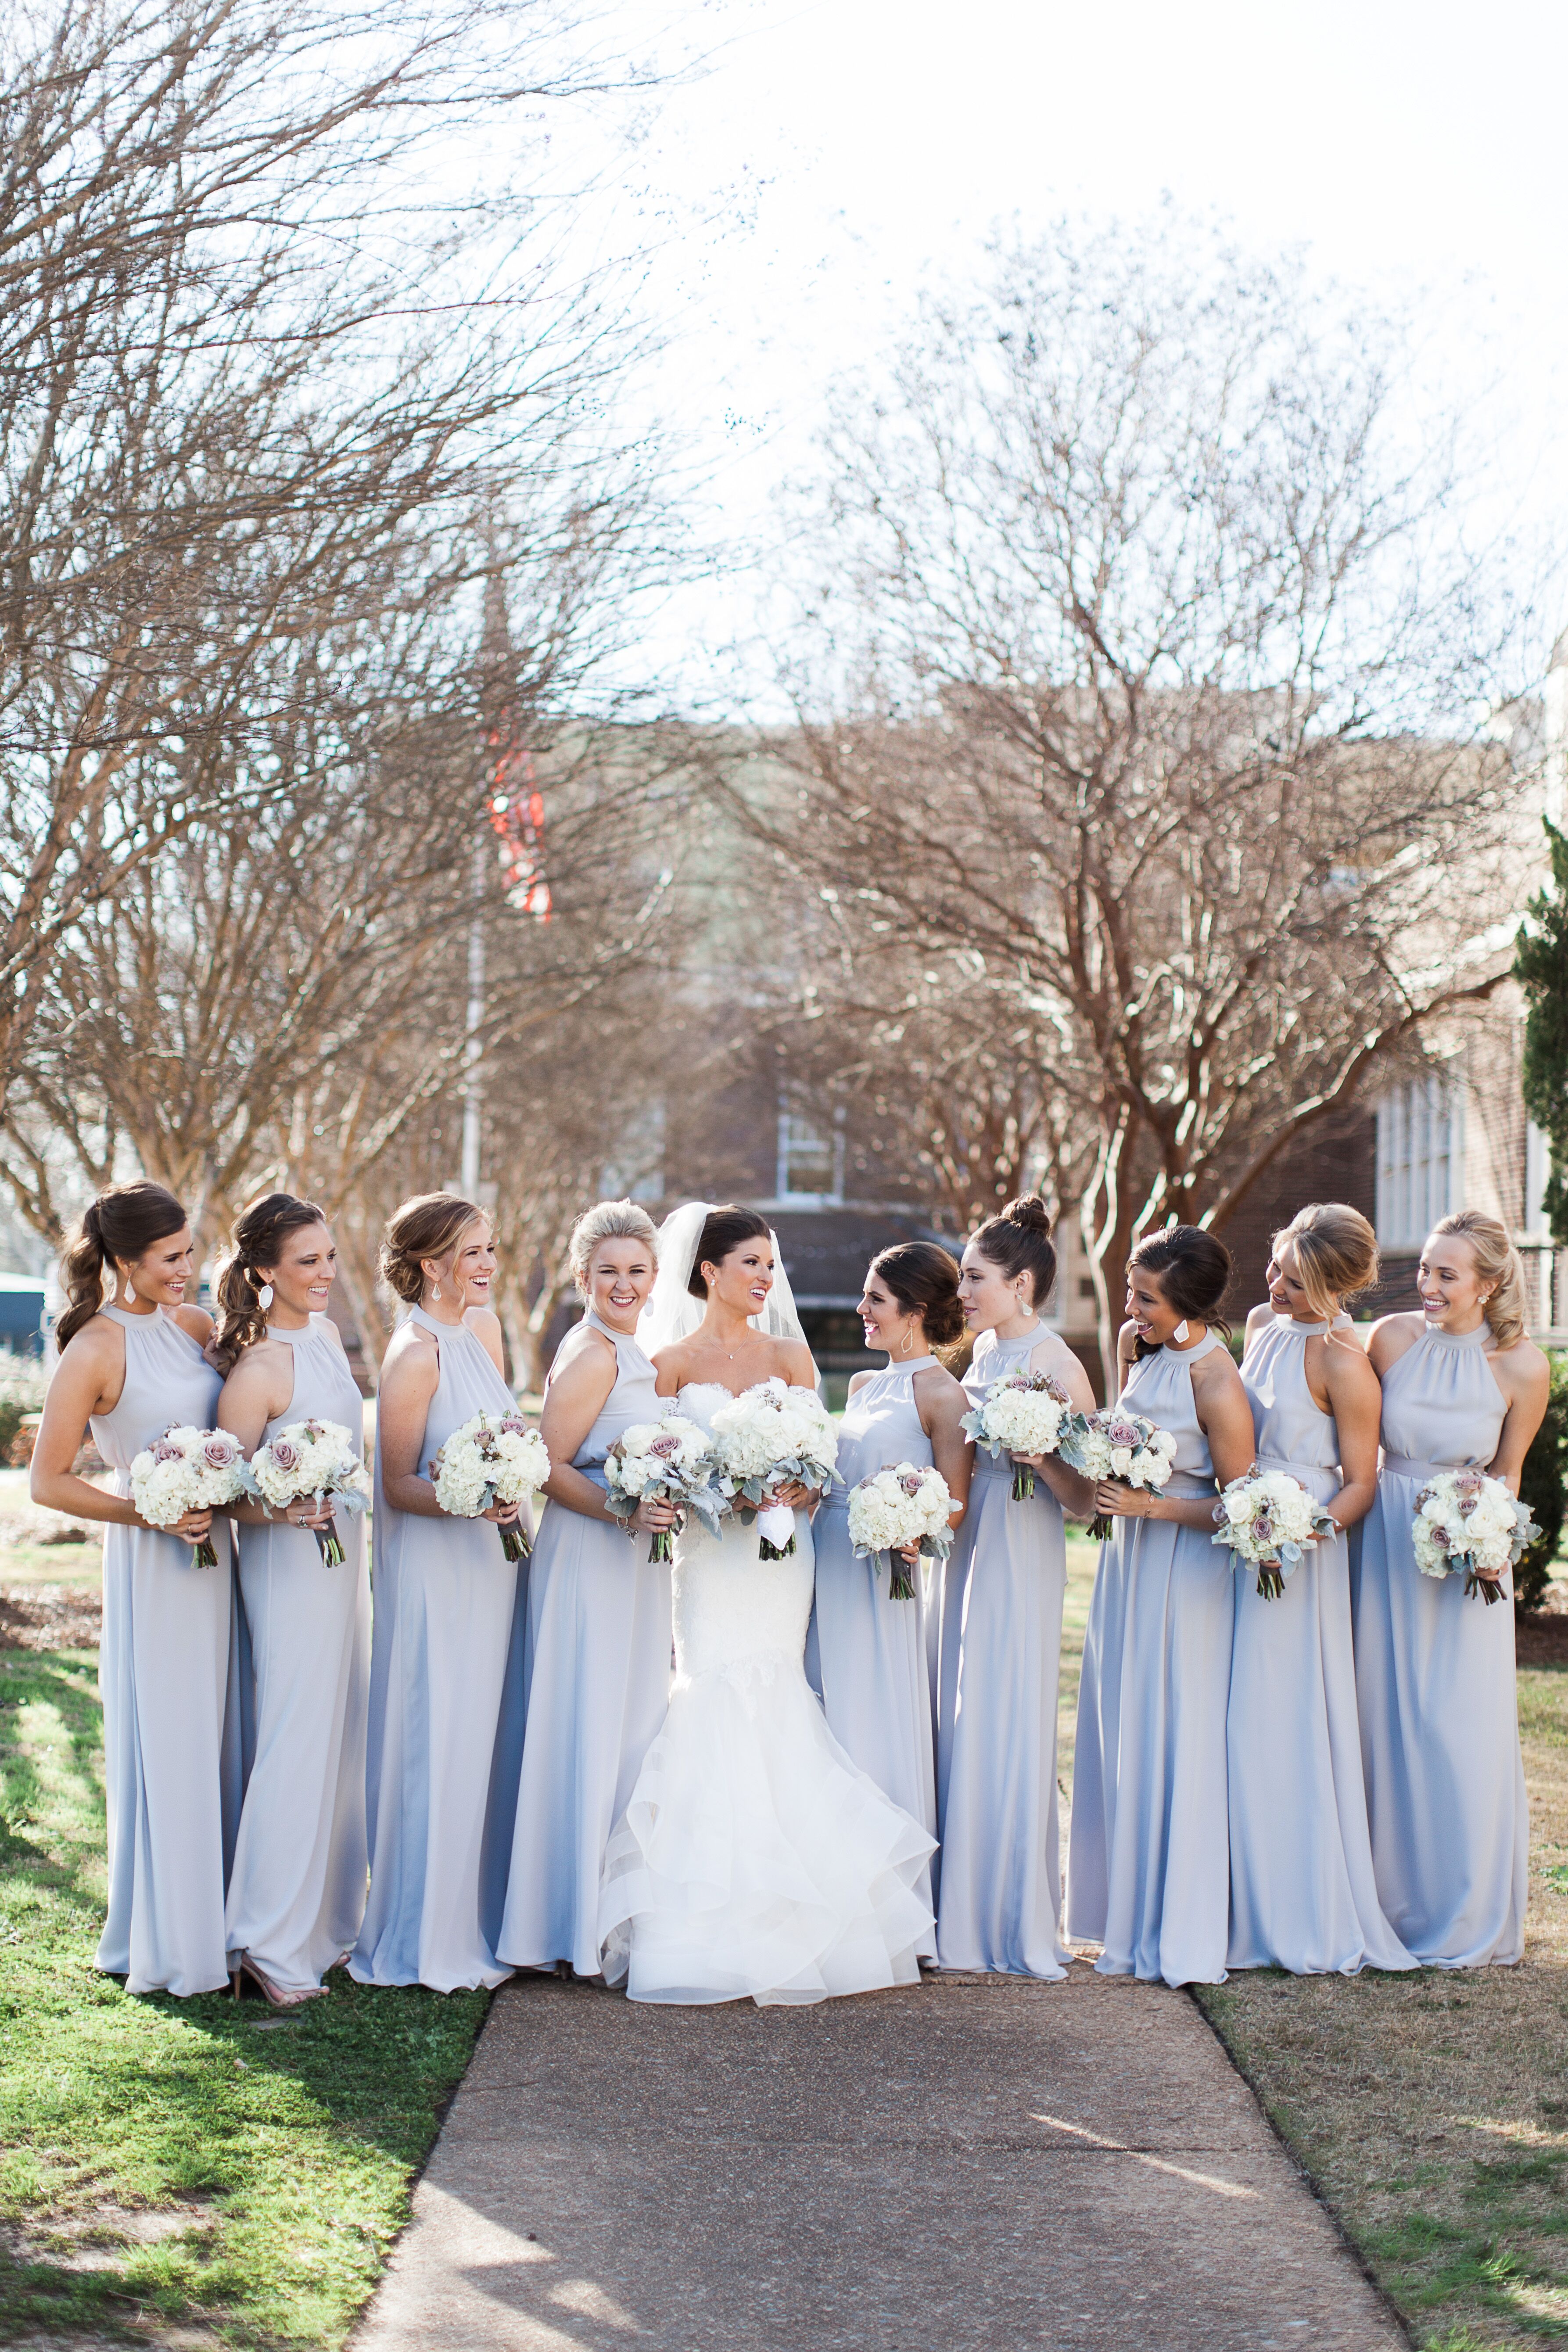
[[582, 0, 1568, 700]]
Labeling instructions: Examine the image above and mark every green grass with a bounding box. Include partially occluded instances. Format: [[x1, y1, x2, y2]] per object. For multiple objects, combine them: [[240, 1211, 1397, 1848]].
[[0, 1648, 490, 2347]]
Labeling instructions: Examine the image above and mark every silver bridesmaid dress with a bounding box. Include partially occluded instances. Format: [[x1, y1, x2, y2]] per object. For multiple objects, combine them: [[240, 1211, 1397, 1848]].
[[1353, 1321, 1525, 1966], [808, 1357, 940, 1959], [935, 1326, 1071, 1979], [351, 1306, 527, 1990], [498, 1312, 673, 1975], [1228, 1316, 1412, 1974], [93, 1304, 237, 1996], [225, 1316, 371, 1991], [1067, 1333, 1231, 1986]]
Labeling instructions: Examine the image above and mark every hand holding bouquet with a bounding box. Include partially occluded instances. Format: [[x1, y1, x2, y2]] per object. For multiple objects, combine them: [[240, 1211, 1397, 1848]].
[[604, 1413, 723, 1562], [961, 1368, 1084, 1500], [709, 1378, 840, 1559], [1211, 1465, 1337, 1599], [130, 1425, 259, 1566], [1412, 1468, 1539, 1604], [1061, 1407, 1179, 1540], [845, 1462, 955, 1599], [251, 1417, 372, 1565], [431, 1407, 550, 1562]]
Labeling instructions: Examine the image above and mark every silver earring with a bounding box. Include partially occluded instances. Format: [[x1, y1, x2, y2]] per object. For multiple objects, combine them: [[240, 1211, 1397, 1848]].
[[256, 1282, 274, 1310], [1173, 1319, 1190, 1343], [123, 1277, 137, 1304], [431, 1282, 441, 1303]]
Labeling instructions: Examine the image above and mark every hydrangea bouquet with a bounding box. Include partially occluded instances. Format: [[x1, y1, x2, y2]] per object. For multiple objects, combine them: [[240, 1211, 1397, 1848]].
[[961, 1369, 1085, 1501], [1060, 1406, 1179, 1540], [431, 1408, 550, 1562], [1412, 1468, 1539, 1604], [604, 1412, 724, 1562], [708, 1378, 840, 1560], [251, 1417, 372, 1564], [129, 1424, 259, 1566], [845, 1462, 955, 1598], [1211, 1465, 1338, 1599]]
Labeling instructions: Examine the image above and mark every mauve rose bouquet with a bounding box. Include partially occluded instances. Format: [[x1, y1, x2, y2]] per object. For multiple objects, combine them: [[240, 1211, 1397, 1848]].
[[251, 1417, 371, 1564], [1060, 1406, 1179, 1540], [129, 1424, 259, 1566]]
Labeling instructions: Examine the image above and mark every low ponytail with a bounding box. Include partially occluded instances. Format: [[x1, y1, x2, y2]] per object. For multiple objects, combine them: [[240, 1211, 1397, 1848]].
[[211, 1192, 327, 1375], [1431, 1210, 1529, 1350], [55, 1182, 188, 1352]]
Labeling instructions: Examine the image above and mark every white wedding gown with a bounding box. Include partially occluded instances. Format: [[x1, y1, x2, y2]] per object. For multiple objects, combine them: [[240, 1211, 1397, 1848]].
[[599, 1382, 936, 2005]]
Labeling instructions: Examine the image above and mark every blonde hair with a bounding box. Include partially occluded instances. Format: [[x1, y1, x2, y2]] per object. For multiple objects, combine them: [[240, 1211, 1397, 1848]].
[[380, 1194, 487, 1305], [568, 1199, 658, 1290], [1272, 1202, 1379, 1322], [1429, 1210, 1529, 1349]]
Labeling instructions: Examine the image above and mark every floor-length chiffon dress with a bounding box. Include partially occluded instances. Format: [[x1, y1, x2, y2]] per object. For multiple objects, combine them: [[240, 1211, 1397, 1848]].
[[93, 1304, 238, 1997], [1066, 1332, 1231, 1986], [225, 1317, 371, 1991], [1227, 1316, 1413, 1975], [1353, 1321, 1525, 1966], [807, 1358, 940, 1960], [935, 1327, 1070, 1979], [351, 1306, 527, 1990], [498, 1312, 673, 1975]]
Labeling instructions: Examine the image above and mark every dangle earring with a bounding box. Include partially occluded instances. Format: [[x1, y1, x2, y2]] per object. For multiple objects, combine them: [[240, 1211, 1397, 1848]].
[[256, 1280, 274, 1311], [431, 1282, 441, 1303], [900, 1326, 914, 1357], [122, 1277, 137, 1305], [1173, 1320, 1191, 1344]]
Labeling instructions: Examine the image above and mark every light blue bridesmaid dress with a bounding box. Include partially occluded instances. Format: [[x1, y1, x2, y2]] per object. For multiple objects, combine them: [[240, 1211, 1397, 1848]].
[[935, 1325, 1070, 1978], [92, 1304, 238, 1996], [351, 1307, 527, 1990], [1227, 1317, 1413, 1974], [807, 1357, 940, 1960], [1066, 1332, 1231, 1986], [225, 1317, 371, 1991], [497, 1312, 673, 1975], [1353, 1321, 1526, 1966]]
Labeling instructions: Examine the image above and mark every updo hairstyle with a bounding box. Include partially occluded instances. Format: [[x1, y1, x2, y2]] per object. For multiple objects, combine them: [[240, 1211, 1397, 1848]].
[[57, 1181, 187, 1350], [380, 1193, 487, 1306], [1430, 1209, 1529, 1349], [688, 1206, 771, 1300], [1128, 1224, 1232, 1358], [1272, 1201, 1378, 1321], [568, 1200, 658, 1291], [867, 1239, 965, 1349], [968, 1194, 1057, 1311], [211, 1192, 328, 1374]]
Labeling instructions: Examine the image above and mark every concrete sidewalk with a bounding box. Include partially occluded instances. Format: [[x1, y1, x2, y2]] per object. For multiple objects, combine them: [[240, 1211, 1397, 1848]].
[[356, 1968, 1405, 2351]]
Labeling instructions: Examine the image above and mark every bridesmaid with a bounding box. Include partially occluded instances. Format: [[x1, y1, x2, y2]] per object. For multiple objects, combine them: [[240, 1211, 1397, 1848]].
[[31, 1181, 237, 1996], [935, 1196, 1096, 1978], [1227, 1204, 1412, 1975], [351, 1194, 529, 1991], [808, 1241, 972, 1961], [215, 1194, 371, 2006], [497, 1202, 676, 1980], [1355, 1210, 1548, 1967], [1066, 1225, 1255, 1986]]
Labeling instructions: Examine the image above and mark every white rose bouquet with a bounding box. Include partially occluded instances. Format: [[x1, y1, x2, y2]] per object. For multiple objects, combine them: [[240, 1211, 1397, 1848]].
[[845, 1462, 955, 1599], [1411, 1468, 1539, 1605], [431, 1407, 550, 1562], [1211, 1465, 1338, 1599], [709, 1378, 840, 1559], [1060, 1406, 1180, 1540], [251, 1417, 372, 1565], [960, 1369, 1085, 1501], [604, 1412, 724, 1562], [129, 1424, 259, 1566]]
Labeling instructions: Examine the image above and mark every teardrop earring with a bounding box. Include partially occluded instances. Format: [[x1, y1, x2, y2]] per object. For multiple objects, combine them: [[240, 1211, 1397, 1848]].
[[1173, 1319, 1191, 1344], [122, 1277, 137, 1305], [431, 1282, 441, 1303], [256, 1282, 274, 1311], [900, 1326, 913, 1357]]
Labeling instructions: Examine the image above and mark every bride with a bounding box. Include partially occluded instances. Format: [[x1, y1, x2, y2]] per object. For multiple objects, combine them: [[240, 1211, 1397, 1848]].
[[599, 1203, 935, 2005]]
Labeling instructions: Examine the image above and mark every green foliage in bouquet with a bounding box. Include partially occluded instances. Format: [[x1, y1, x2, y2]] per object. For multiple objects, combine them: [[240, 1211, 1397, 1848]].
[[1515, 1350, 1568, 1614]]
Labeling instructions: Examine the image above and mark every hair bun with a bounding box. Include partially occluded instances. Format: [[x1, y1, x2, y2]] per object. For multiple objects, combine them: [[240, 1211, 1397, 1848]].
[[1001, 1193, 1051, 1235]]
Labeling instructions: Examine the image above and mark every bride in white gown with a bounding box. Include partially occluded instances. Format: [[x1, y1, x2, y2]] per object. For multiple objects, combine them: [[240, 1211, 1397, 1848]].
[[599, 1203, 935, 2006]]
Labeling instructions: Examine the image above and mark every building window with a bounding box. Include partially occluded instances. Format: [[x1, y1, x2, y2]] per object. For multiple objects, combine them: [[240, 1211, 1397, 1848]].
[[776, 1098, 845, 1204], [1374, 1074, 1463, 1250]]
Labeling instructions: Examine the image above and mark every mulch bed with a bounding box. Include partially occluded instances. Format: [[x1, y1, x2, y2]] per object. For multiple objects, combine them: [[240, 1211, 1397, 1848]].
[[0, 1585, 102, 1651]]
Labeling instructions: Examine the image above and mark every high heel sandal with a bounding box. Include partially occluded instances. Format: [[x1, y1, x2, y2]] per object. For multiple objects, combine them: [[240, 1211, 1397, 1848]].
[[233, 1954, 325, 2010]]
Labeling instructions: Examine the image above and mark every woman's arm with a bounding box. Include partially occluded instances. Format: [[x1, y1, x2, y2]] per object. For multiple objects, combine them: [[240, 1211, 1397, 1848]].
[[216, 1348, 332, 1529], [29, 1326, 212, 1540], [915, 1366, 974, 1523], [377, 1332, 447, 1519], [1020, 1337, 1097, 1519], [540, 1332, 676, 1533], [1487, 1340, 1551, 1497], [1321, 1331, 1382, 1531], [1095, 1351, 1256, 1531]]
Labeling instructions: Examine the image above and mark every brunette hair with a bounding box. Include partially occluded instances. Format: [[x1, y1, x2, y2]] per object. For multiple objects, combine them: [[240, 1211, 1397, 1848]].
[[968, 1194, 1057, 1310], [1128, 1224, 1232, 1357], [868, 1239, 965, 1350], [57, 1181, 188, 1351], [1430, 1209, 1529, 1350], [211, 1192, 328, 1374], [380, 1193, 487, 1306], [569, 1199, 658, 1289], [1272, 1201, 1378, 1321], [687, 1206, 771, 1300]]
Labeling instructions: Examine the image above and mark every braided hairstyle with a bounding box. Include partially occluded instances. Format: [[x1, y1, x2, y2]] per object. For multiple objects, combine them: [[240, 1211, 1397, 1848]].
[[57, 1181, 188, 1351], [211, 1192, 328, 1374]]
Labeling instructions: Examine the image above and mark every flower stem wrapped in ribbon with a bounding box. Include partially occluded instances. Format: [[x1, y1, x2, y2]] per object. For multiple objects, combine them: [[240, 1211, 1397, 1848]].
[[960, 1370, 1085, 1500], [1060, 1406, 1180, 1540], [603, 1412, 724, 1562], [251, 1417, 372, 1564], [708, 1378, 839, 1560], [1211, 1464, 1338, 1599], [129, 1425, 260, 1566], [1411, 1467, 1539, 1604], [845, 1461, 955, 1599], [431, 1407, 550, 1562]]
